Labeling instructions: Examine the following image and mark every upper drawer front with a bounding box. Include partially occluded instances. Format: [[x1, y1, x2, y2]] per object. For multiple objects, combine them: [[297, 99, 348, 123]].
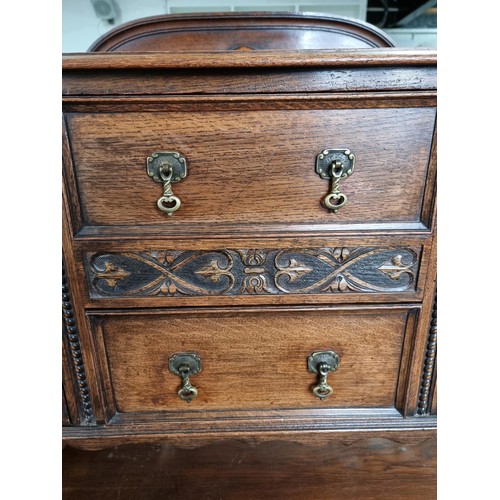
[[65, 107, 436, 236]]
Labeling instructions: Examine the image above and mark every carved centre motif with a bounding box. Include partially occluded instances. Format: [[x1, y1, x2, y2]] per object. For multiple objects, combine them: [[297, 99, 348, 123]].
[[87, 247, 419, 298]]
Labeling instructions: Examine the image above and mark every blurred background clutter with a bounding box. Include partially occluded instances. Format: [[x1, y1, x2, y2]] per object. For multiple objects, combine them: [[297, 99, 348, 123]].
[[62, 0, 437, 52]]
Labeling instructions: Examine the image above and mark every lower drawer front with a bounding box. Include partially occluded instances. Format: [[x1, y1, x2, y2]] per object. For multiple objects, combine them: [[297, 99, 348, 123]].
[[91, 307, 414, 414]]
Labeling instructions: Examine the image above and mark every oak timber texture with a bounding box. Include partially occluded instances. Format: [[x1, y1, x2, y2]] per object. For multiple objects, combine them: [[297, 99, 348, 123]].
[[64, 67, 436, 97], [62, 260, 94, 424], [418, 294, 437, 415], [66, 108, 435, 232], [431, 379, 437, 415], [62, 31, 437, 496], [88, 12, 395, 52], [62, 50, 436, 98], [62, 388, 71, 426], [89, 306, 414, 414], [63, 432, 436, 500], [63, 341, 78, 425], [63, 50, 435, 70]]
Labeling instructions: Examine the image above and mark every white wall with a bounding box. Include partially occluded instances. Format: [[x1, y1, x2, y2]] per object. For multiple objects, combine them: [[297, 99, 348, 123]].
[[63, 0, 167, 52], [384, 28, 436, 48]]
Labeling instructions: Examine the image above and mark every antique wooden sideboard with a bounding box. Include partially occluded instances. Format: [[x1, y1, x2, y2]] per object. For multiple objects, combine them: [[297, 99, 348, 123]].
[[63, 12, 436, 498]]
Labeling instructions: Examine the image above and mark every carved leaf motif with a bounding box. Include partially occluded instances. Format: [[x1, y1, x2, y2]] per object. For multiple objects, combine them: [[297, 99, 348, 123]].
[[168, 283, 177, 294], [338, 276, 348, 291], [331, 247, 350, 262], [378, 254, 414, 281], [195, 259, 230, 283], [327, 275, 348, 292], [94, 262, 130, 287], [276, 258, 313, 283], [160, 283, 169, 295], [152, 251, 174, 265]]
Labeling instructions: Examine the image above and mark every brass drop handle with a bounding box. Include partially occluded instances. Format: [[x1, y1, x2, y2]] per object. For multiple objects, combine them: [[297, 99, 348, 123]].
[[147, 151, 187, 216], [168, 353, 201, 403], [157, 163, 181, 216], [314, 362, 334, 400], [324, 160, 348, 213], [307, 350, 339, 401], [315, 149, 355, 213]]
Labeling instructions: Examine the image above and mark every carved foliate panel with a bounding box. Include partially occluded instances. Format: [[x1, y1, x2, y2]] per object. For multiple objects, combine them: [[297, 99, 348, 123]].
[[85, 247, 420, 298]]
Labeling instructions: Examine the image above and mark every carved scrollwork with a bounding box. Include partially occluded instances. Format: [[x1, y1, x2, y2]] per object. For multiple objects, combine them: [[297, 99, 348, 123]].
[[87, 247, 419, 298], [90, 250, 234, 296], [274, 247, 417, 294]]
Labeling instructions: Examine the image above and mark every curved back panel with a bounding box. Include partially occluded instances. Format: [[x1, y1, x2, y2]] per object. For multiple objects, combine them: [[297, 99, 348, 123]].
[[89, 12, 396, 52]]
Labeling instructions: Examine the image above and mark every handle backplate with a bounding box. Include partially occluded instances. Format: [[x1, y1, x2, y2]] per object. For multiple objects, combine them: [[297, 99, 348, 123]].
[[168, 352, 201, 376], [147, 151, 187, 183], [316, 149, 355, 213], [307, 350, 340, 401], [147, 151, 187, 216], [168, 352, 201, 403]]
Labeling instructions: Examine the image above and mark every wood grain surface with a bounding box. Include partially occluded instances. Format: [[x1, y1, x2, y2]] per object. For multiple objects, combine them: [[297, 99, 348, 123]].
[[63, 93, 437, 115], [63, 431, 436, 499], [62, 42, 437, 494], [88, 12, 396, 52], [90, 307, 413, 413], [66, 108, 435, 230], [63, 50, 436, 70], [62, 341, 77, 425], [97, 28, 383, 51], [63, 67, 437, 97]]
